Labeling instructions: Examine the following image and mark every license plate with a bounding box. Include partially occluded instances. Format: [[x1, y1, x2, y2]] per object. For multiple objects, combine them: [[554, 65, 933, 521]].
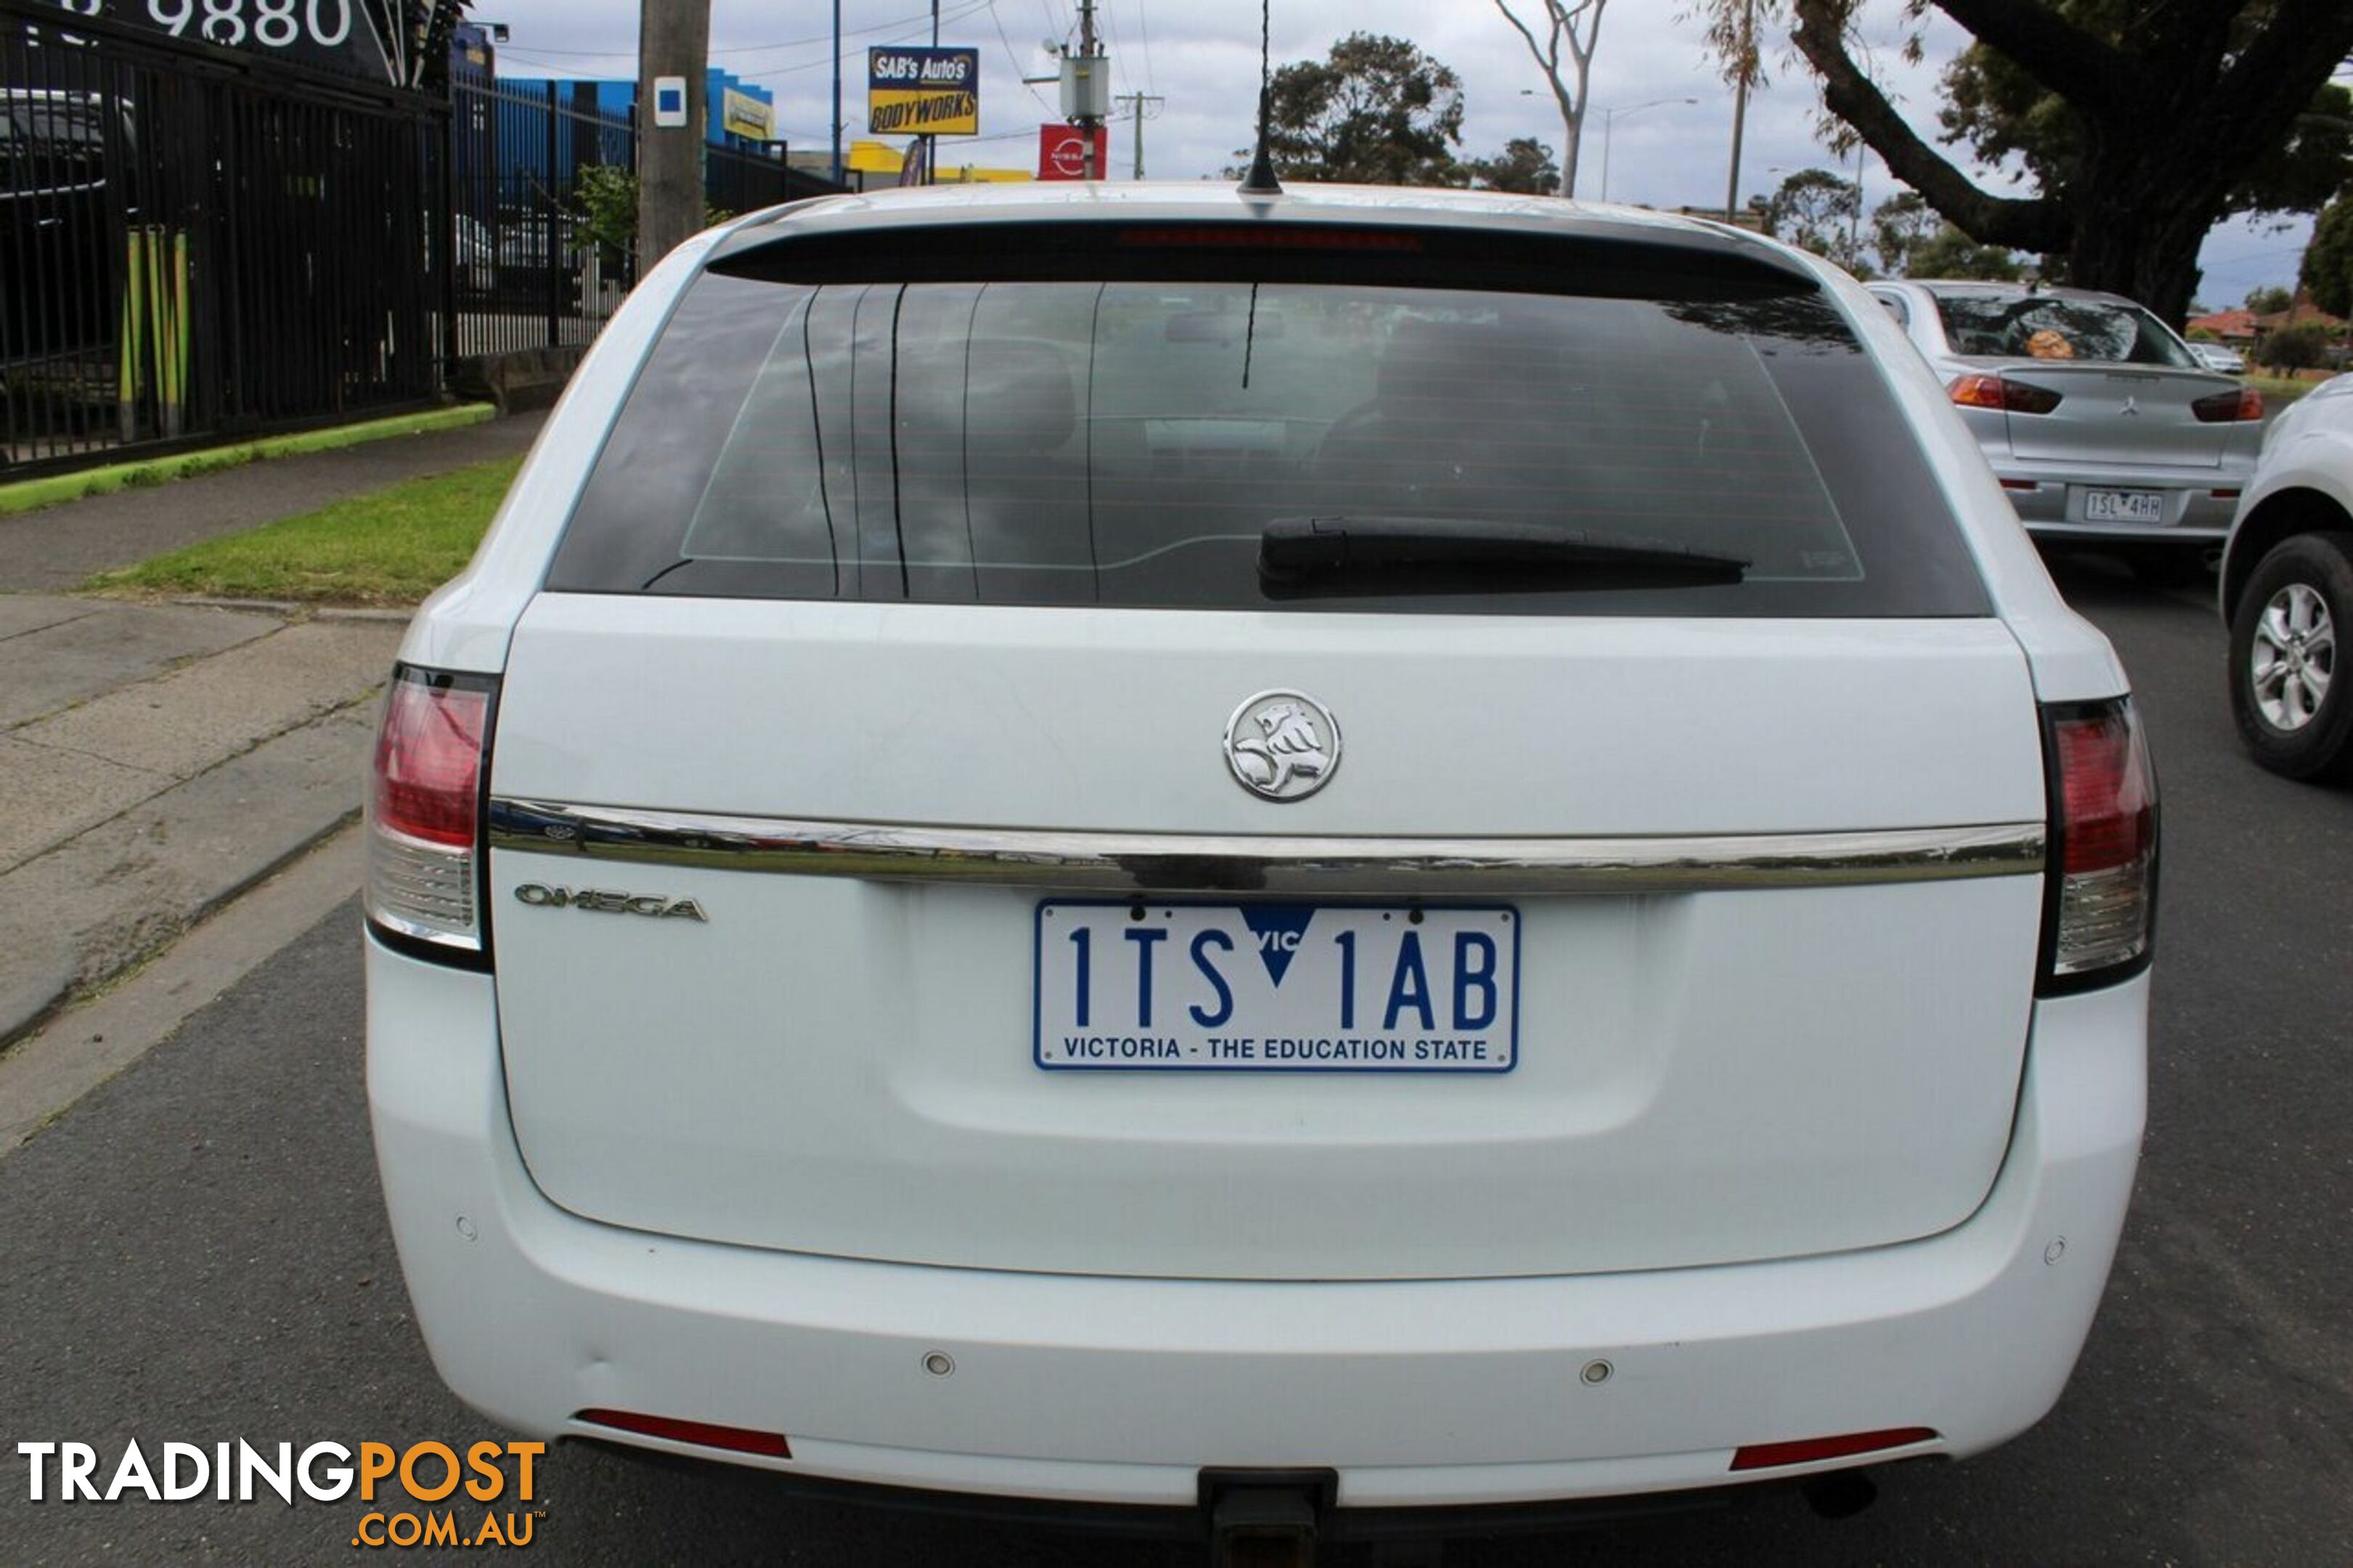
[[2084, 489, 2164, 524], [1035, 902, 1520, 1073]]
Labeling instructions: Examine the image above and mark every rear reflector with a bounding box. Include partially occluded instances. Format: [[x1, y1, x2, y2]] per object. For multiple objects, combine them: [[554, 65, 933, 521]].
[[2039, 700, 2158, 991], [576, 1409, 791, 1459], [1730, 1427, 1938, 1472], [1999, 478, 2038, 491], [2191, 386, 2264, 423], [366, 666, 497, 960], [1951, 374, 2061, 415]]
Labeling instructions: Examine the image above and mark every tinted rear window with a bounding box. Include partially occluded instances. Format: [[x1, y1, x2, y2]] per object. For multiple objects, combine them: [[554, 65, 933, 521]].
[[1932, 293, 2199, 369], [550, 224, 1989, 616]]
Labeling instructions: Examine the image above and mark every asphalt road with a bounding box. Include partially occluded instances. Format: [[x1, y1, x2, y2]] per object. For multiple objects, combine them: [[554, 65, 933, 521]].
[[4, 555, 2350, 1566]]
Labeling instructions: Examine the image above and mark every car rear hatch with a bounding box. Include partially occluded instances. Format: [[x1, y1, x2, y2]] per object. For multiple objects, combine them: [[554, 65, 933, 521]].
[[1930, 291, 2247, 467], [1974, 359, 2236, 467], [481, 213, 2051, 1281]]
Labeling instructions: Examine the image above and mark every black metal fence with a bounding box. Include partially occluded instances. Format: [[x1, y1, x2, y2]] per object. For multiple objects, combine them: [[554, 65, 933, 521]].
[[4, 0, 830, 475], [447, 72, 822, 363], [2, 1, 445, 471]]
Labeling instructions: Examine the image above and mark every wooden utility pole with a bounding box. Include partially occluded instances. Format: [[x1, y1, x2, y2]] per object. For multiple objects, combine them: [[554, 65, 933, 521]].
[[1074, 0, 1104, 181], [1117, 91, 1164, 179], [637, 0, 711, 274]]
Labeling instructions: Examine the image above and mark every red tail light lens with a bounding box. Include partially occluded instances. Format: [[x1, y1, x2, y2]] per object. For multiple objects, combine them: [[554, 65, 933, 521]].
[[576, 1409, 791, 1459], [2040, 701, 2157, 992], [2191, 386, 2264, 422], [375, 674, 489, 847], [367, 666, 498, 960], [1950, 374, 2061, 415], [1731, 1427, 1939, 1471]]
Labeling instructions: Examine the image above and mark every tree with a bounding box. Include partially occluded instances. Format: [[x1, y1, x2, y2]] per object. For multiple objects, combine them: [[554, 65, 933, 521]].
[[1489, 0, 1611, 197], [1906, 226, 2026, 281], [1465, 137, 1563, 195], [2304, 192, 2353, 319], [2256, 322, 2330, 371], [1692, 0, 2353, 323], [2245, 285, 2295, 315], [1871, 187, 2023, 277], [1870, 190, 1940, 275], [1765, 167, 1864, 270], [1238, 34, 1467, 187]]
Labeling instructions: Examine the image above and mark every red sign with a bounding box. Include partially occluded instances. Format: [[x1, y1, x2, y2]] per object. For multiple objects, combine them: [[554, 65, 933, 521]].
[[1037, 123, 1110, 181]]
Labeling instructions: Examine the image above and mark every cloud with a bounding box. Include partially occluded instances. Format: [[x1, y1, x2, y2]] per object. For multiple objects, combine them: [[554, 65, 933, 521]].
[[486, 0, 2312, 293]]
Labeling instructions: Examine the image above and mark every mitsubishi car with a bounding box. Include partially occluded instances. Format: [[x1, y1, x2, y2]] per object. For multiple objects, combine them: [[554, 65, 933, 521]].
[[1869, 279, 2262, 578], [365, 183, 2154, 1551]]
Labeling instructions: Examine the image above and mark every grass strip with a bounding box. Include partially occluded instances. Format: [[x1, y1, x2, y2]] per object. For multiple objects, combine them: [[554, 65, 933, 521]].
[[81, 455, 520, 606], [0, 404, 496, 518]]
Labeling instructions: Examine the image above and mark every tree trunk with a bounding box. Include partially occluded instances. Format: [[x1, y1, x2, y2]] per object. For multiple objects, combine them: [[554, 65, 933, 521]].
[[2057, 140, 2234, 324]]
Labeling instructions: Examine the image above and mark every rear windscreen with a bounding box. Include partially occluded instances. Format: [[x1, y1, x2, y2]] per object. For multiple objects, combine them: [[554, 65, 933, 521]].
[[549, 225, 1989, 616], [1932, 293, 2200, 369]]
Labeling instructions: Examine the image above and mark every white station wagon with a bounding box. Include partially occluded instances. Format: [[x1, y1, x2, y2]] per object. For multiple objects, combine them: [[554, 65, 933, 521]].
[[365, 183, 2154, 1553]]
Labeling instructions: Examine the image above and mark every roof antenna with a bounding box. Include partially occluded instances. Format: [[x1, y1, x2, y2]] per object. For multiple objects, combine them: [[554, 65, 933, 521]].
[[1237, 0, 1282, 196]]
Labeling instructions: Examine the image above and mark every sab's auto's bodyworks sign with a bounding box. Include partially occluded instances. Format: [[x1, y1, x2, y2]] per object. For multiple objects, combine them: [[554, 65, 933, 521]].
[[867, 46, 979, 136]]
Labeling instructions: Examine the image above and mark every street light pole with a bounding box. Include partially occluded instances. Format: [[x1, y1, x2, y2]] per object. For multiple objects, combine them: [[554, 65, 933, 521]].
[[1596, 97, 1697, 204]]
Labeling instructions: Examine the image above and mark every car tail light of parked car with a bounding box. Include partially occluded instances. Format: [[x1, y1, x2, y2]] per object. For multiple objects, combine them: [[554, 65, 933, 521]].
[[365, 666, 497, 962], [1950, 373, 2063, 415], [2041, 701, 2157, 989], [2191, 386, 2264, 423]]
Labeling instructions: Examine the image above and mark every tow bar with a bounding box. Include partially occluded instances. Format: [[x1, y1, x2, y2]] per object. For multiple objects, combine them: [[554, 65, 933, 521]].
[[1201, 1469, 1335, 1568]]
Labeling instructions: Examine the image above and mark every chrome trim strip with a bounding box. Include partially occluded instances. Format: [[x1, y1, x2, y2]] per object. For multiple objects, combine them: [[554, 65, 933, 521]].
[[489, 800, 2045, 895]]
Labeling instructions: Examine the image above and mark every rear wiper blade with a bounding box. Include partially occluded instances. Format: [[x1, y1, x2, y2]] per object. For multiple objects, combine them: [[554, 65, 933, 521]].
[[1259, 515, 1748, 595]]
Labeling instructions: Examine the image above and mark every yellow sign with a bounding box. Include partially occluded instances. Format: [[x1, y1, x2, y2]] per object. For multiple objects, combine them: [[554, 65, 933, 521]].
[[868, 89, 979, 136], [721, 88, 772, 142], [867, 46, 980, 136]]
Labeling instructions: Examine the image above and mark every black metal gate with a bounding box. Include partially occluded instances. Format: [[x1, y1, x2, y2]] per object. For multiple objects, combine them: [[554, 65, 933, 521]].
[[1, 0, 444, 473]]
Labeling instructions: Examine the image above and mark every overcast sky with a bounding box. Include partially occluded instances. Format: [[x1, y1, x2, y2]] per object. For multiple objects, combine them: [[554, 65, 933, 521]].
[[486, 0, 2332, 310]]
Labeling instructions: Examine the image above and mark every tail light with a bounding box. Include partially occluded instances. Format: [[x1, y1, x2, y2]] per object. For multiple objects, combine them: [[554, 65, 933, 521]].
[[1951, 374, 2062, 415], [2191, 385, 2264, 422], [2038, 700, 2157, 993], [367, 664, 498, 965]]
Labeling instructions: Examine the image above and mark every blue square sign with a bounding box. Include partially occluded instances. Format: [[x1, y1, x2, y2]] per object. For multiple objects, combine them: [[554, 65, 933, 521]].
[[652, 75, 688, 128]]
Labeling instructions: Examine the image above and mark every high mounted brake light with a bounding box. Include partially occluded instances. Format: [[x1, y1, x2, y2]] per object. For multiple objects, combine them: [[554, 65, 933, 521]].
[[367, 665, 498, 965], [2038, 699, 2157, 993]]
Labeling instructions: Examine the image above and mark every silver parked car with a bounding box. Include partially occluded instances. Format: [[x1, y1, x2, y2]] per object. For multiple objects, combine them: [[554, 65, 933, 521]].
[[2219, 372, 2353, 779], [1870, 281, 2264, 574]]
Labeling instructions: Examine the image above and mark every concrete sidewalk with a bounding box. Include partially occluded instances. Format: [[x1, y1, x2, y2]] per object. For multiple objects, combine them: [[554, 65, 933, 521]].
[[0, 412, 542, 1049]]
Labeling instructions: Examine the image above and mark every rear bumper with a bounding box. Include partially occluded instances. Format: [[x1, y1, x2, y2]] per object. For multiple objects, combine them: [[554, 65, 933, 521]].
[[1989, 460, 2245, 542], [366, 930, 2145, 1511]]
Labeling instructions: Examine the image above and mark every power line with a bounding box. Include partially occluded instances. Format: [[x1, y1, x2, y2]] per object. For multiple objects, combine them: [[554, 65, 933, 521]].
[[1133, 0, 1156, 94], [502, 7, 979, 62], [991, 0, 1056, 110], [1103, 0, 1128, 96], [498, 0, 995, 86], [735, 3, 995, 82]]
